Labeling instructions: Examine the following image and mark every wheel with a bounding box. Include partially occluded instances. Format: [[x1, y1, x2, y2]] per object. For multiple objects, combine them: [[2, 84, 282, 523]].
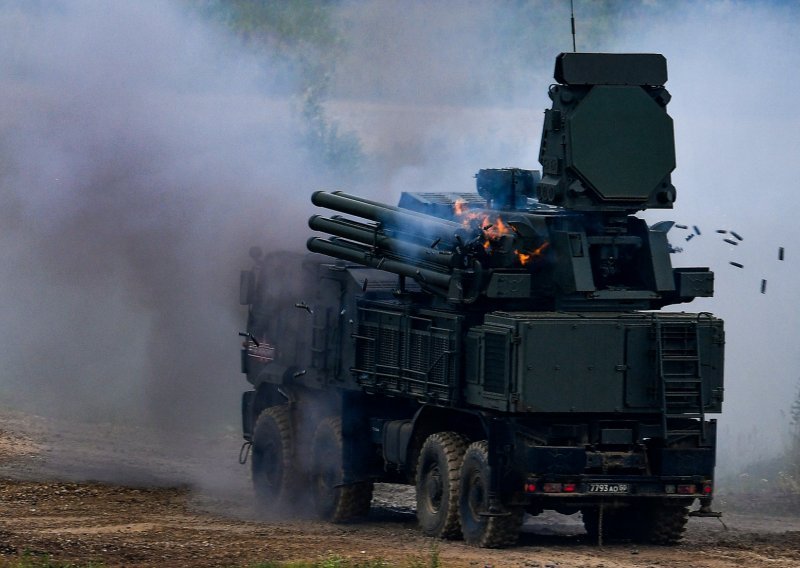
[[251, 405, 296, 509], [310, 416, 373, 522], [458, 441, 523, 548], [415, 432, 468, 539], [636, 501, 689, 544]]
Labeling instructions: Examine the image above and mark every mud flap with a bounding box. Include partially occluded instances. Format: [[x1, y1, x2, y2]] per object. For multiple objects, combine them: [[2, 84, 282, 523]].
[[341, 391, 372, 485]]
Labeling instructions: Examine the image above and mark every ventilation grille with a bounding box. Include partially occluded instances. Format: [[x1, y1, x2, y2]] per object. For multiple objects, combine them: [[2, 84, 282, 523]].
[[483, 332, 508, 394], [354, 306, 460, 403]]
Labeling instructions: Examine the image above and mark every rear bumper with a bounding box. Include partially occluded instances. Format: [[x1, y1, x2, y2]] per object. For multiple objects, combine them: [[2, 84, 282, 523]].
[[508, 442, 716, 507], [511, 473, 713, 508], [521, 445, 716, 477]]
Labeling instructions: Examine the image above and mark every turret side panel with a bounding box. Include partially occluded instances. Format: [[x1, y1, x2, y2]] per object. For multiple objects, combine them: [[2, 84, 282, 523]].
[[519, 321, 626, 412]]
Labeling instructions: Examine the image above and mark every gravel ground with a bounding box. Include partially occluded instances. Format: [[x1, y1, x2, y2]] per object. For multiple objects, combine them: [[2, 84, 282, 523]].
[[0, 409, 799, 568]]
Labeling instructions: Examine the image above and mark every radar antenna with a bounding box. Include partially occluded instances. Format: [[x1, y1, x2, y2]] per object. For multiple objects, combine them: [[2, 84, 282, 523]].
[[570, 0, 577, 52]]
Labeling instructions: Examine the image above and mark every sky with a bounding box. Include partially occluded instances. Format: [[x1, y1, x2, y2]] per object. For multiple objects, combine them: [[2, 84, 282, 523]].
[[0, 0, 798, 481], [329, 0, 800, 472], [608, 1, 800, 471]]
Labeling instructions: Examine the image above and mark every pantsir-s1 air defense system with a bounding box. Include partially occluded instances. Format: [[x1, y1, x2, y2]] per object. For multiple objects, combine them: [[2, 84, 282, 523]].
[[238, 53, 724, 547]]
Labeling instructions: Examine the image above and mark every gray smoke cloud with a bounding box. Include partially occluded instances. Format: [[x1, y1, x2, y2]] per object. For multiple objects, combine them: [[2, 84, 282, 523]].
[[0, 1, 320, 437], [328, 0, 800, 475], [1, 0, 797, 489]]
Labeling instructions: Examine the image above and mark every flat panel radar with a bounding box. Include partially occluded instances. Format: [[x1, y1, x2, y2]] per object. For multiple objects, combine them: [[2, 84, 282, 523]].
[[569, 86, 675, 202], [555, 53, 667, 85], [538, 53, 677, 212]]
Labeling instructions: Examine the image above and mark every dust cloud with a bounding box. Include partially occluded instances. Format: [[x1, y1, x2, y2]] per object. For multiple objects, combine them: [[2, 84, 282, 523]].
[[0, 2, 321, 448], [0, 0, 797, 491]]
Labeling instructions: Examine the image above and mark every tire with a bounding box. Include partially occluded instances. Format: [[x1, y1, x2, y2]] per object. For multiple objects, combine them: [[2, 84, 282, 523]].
[[310, 416, 373, 522], [458, 441, 523, 548], [415, 432, 468, 539], [636, 502, 689, 544], [251, 405, 296, 509]]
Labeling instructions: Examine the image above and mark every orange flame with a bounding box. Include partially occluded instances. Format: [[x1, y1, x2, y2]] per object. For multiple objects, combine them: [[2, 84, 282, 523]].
[[515, 241, 549, 266], [452, 200, 548, 267]]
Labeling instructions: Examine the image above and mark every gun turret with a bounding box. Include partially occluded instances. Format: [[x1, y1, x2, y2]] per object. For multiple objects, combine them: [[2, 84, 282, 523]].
[[307, 53, 713, 310]]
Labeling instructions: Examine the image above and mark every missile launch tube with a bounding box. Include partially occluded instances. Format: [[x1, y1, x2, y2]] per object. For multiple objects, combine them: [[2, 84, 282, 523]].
[[308, 215, 456, 269], [328, 191, 464, 229], [311, 191, 465, 244], [307, 237, 453, 290]]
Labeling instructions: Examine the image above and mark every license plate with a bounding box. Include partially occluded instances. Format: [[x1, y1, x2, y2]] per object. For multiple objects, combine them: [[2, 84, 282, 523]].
[[587, 483, 630, 493]]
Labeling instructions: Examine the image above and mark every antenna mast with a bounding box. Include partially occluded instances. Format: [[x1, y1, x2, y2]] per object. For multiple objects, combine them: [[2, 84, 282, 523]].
[[570, 0, 577, 52]]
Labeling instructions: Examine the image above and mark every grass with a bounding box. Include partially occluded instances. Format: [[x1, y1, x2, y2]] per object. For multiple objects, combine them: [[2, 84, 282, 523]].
[[251, 560, 386, 568], [0, 547, 443, 568], [249, 546, 441, 568], [0, 557, 442, 568], [0, 551, 104, 568], [0, 556, 439, 568]]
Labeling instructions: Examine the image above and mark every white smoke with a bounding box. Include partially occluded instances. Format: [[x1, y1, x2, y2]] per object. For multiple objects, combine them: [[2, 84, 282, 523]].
[[610, 2, 800, 472], [0, 1, 319, 438], [1, 0, 797, 488]]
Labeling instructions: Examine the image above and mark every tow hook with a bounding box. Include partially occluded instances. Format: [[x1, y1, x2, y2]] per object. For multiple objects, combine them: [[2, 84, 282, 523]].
[[688, 508, 722, 518], [689, 504, 727, 529]]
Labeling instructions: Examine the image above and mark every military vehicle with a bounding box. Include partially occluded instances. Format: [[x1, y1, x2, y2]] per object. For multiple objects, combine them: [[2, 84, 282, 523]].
[[237, 53, 724, 547]]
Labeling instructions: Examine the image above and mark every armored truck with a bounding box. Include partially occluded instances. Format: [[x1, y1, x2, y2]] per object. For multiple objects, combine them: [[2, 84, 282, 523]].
[[237, 53, 724, 547]]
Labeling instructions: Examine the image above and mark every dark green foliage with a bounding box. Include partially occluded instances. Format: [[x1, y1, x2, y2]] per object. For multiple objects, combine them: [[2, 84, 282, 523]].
[[195, 0, 362, 175], [248, 557, 390, 568], [0, 551, 104, 568], [209, 1, 339, 49]]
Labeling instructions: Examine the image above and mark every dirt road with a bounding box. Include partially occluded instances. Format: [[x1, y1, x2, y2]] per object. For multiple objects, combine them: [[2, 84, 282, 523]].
[[0, 410, 798, 568]]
